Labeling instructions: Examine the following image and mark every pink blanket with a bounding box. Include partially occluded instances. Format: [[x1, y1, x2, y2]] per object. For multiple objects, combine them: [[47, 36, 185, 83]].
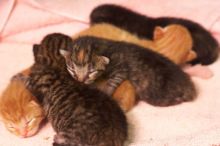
[[0, 0, 220, 146]]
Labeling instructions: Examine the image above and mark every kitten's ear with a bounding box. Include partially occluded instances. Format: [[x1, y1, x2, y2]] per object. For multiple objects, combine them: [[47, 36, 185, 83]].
[[33, 44, 41, 62], [33, 44, 40, 56], [185, 50, 197, 62], [59, 49, 70, 59], [100, 56, 110, 65], [153, 26, 165, 40], [29, 100, 39, 107]]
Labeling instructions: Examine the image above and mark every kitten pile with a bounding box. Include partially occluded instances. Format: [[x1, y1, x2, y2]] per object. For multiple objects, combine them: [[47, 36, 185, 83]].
[[0, 3, 219, 146]]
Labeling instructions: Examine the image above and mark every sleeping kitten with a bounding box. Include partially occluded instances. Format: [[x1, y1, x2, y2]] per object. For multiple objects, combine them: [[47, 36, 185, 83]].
[[0, 72, 44, 138], [72, 23, 194, 111], [61, 36, 197, 106], [36, 33, 136, 111], [28, 33, 128, 146], [90, 4, 219, 65], [73, 23, 196, 65]]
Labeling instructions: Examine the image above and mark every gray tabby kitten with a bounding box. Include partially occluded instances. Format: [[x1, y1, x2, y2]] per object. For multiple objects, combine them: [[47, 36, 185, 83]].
[[27, 33, 128, 146], [60, 36, 197, 106]]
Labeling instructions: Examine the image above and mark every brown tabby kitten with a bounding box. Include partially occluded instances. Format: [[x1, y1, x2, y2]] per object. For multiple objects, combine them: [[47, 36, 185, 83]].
[[61, 36, 197, 106], [0, 71, 44, 138], [73, 23, 196, 65], [27, 33, 128, 146], [72, 23, 195, 110]]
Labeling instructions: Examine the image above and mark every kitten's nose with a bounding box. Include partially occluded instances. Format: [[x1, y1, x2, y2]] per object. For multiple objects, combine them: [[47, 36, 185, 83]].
[[76, 74, 88, 82], [77, 76, 87, 82], [20, 128, 28, 138]]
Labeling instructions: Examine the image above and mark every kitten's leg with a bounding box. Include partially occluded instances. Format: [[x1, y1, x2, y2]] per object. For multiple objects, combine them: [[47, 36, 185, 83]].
[[53, 132, 70, 146], [103, 71, 128, 96], [11, 73, 30, 85]]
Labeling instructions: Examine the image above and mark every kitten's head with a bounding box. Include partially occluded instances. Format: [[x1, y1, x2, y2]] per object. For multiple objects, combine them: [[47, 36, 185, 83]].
[[153, 24, 196, 64], [33, 33, 73, 67], [60, 38, 109, 84], [0, 80, 44, 138]]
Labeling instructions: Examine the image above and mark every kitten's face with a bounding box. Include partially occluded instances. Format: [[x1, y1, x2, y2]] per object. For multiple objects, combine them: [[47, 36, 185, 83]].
[[60, 44, 109, 84], [0, 100, 44, 138], [0, 81, 44, 138]]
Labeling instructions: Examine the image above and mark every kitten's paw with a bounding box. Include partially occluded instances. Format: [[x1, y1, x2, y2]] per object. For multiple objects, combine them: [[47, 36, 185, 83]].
[[11, 73, 29, 83], [183, 64, 213, 79]]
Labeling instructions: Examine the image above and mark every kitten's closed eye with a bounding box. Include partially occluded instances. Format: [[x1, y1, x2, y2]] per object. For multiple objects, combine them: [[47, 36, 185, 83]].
[[84, 71, 101, 84], [26, 118, 36, 125], [67, 66, 78, 79], [7, 124, 15, 131]]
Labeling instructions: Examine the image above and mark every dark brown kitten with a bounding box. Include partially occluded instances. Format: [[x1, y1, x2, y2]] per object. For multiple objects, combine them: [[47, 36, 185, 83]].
[[90, 4, 219, 65], [28, 33, 128, 146], [61, 36, 197, 106]]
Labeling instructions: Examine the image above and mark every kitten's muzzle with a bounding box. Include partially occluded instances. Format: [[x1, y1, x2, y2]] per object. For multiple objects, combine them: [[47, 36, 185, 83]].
[[77, 76, 87, 82]]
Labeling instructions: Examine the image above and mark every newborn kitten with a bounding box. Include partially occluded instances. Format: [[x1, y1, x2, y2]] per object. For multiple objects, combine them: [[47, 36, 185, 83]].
[[72, 23, 195, 111], [36, 32, 135, 112], [28, 33, 128, 146], [61, 36, 197, 106], [90, 4, 219, 65], [73, 23, 196, 65], [0, 72, 44, 138]]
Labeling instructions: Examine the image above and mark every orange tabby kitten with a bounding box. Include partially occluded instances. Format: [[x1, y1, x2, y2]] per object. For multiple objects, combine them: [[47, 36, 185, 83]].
[[73, 23, 196, 65], [0, 68, 44, 138]]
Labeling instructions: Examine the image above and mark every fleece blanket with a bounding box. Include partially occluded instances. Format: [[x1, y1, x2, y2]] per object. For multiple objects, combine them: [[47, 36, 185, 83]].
[[0, 0, 220, 146]]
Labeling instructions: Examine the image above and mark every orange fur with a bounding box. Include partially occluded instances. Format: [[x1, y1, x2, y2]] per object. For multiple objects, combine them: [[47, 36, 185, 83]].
[[112, 80, 136, 112], [73, 23, 195, 64], [154, 25, 196, 64], [72, 23, 196, 111], [95, 79, 136, 112], [0, 68, 44, 138]]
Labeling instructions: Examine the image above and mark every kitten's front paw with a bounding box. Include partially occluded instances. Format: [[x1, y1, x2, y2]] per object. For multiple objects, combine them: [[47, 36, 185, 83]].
[[11, 73, 29, 83], [103, 86, 115, 96]]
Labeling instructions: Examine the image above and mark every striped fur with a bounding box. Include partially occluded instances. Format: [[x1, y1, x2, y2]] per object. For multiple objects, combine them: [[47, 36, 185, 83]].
[[28, 33, 128, 146], [73, 23, 195, 65], [64, 36, 197, 106], [90, 4, 219, 65]]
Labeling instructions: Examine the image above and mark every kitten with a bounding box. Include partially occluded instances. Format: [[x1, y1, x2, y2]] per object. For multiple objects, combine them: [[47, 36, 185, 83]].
[[73, 23, 196, 65], [35, 32, 134, 112], [90, 4, 219, 65], [72, 23, 194, 111], [0, 71, 44, 138], [61, 36, 197, 106], [28, 33, 128, 146], [153, 24, 196, 64]]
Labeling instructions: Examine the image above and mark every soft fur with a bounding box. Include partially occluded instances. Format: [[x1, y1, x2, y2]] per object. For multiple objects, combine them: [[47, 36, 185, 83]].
[[62, 36, 197, 106], [0, 70, 44, 138], [90, 4, 219, 65], [28, 33, 128, 146], [73, 23, 195, 65], [72, 23, 195, 111]]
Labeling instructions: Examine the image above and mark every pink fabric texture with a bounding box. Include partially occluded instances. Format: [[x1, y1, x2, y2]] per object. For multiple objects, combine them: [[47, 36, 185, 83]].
[[0, 0, 220, 146]]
